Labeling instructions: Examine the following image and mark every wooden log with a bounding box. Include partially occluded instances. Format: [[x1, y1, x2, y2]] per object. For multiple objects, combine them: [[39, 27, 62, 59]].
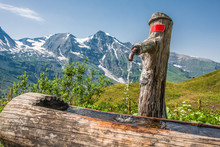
[[0, 93, 220, 147], [129, 12, 173, 118]]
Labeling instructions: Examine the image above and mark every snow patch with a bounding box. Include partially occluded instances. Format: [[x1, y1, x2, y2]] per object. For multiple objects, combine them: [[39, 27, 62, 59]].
[[0, 40, 4, 46], [58, 48, 68, 61], [70, 51, 84, 58], [182, 69, 189, 72], [114, 39, 130, 50], [15, 41, 24, 47], [105, 32, 110, 36], [71, 51, 80, 56], [26, 39, 35, 43], [118, 78, 125, 83], [58, 56, 67, 61], [63, 33, 70, 40], [13, 40, 55, 57], [136, 62, 142, 66], [45, 34, 52, 39], [32, 39, 45, 48], [98, 65, 125, 83], [78, 44, 90, 49], [75, 37, 91, 49], [4, 36, 10, 47], [76, 36, 91, 43], [57, 48, 68, 69], [0, 48, 7, 51], [173, 64, 182, 68], [190, 55, 199, 58], [101, 54, 106, 62], [111, 42, 119, 60]]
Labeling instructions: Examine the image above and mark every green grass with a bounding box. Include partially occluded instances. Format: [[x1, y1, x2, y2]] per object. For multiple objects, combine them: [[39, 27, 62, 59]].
[[1, 69, 220, 125], [0, 141, 4, 147], [166, 64, 190, 83], [94, 70, 220, 111], [92, 83, 139, 114], [166, 101, 220, 125], [94, 69, 220, 112], [0, 100, 7, 113], [92, 69, 220, 125], [165, 69, 220, 110]]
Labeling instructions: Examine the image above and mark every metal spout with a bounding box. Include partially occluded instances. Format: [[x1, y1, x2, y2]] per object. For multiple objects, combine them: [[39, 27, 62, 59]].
[[128, 52, 134, 61], [128, 47, 138, 61]]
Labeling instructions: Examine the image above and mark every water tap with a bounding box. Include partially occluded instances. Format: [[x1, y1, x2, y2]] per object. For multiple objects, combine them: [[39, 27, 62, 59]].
[[128, 47, 139, 61]]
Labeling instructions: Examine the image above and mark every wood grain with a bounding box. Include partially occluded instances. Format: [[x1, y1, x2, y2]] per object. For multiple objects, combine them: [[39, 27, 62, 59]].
[[133, 12, 173, 118], [0, 93, 219, 146]]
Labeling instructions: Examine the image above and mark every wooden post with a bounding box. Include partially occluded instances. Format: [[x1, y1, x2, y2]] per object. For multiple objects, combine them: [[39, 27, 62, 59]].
[[129, 12, 173, 118]]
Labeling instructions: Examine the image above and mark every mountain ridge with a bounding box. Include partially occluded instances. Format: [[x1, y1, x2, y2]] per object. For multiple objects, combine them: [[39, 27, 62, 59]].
[[0, 27, 17, 50], [0, 27, 220, 96]]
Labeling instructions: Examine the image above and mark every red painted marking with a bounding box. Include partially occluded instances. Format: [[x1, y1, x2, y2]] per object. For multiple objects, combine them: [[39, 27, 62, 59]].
[[150, 24, 165, 32]]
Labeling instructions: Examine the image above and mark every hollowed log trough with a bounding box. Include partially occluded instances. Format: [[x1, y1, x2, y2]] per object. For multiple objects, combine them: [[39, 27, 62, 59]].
[[0, 93, 220, 146]]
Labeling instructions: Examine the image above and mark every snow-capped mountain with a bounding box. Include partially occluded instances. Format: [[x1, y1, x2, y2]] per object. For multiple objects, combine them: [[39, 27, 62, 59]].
[[0, 26, 220, 96], [169, 52, 220, 77], [0, 28, 141, 86], [15, 37, 55, 58], [15, 30, 140, 83], [0, 27, 16, 50]]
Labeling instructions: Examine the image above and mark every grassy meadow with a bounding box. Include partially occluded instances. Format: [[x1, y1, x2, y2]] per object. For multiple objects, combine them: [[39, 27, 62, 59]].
[[95, 69, 220, 111], [1, 69, 220, 125], [92, 69, 220, 125]]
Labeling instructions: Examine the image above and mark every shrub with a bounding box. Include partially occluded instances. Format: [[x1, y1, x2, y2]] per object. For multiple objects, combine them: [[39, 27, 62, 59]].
[[13, 57, 111, 105]]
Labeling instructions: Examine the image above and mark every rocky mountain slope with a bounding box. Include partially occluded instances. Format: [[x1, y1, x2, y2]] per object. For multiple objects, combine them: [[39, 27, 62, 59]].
[[0, 26, 220, 96]]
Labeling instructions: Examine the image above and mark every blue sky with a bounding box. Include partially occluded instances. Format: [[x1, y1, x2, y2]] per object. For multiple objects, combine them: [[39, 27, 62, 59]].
[[0, 0, 220, 62]]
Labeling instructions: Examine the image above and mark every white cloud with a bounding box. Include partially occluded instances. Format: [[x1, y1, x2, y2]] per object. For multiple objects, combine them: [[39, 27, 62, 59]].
[[0, 3, 44, 22]]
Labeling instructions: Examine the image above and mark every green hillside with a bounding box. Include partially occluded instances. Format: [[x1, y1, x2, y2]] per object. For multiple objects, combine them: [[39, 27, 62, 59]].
[[166, 69, 220, 109], [94, 69, 220, 111], [166, 64, 191, 83], [0, 54, 62, 97]]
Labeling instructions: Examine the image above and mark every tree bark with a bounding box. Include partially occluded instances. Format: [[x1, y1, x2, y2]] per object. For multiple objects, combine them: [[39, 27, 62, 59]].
[[131, 12, 173, 118]]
